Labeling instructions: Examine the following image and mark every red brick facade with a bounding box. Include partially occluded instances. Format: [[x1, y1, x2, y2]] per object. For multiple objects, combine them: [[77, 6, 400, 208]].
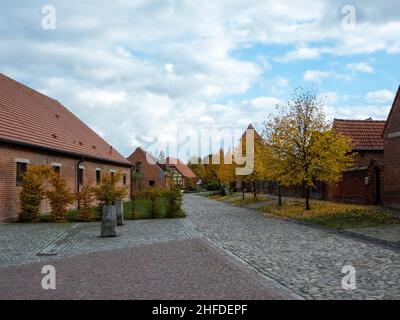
[[383, 87, 400, 209], [0, 144, 131, 222], [127, 147, 166, 191], [326, 152, 384, 205]]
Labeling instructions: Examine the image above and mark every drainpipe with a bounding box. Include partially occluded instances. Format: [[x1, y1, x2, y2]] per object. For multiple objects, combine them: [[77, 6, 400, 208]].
[[130, 165, 134, 201], [76, 158, 84, 209]]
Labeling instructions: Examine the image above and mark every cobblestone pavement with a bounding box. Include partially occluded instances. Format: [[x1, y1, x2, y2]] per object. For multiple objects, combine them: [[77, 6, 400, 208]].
[[183, 194, 400, 300], [0, 238, 296, 300], [1, 194, 399, 299], [0, 219, 192, 267]]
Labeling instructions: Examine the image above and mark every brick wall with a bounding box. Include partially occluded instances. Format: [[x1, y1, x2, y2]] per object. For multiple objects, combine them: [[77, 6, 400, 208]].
[[127, 148, 166, 191], [0, 144, 131, 222], [383, 94, 400, 209], [326, 151, 384, 205]]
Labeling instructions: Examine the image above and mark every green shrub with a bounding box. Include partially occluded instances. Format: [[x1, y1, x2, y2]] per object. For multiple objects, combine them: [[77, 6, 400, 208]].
[[206, 183, 219, 191], [164, 187, 183, 218], [143, 187, 163, 218]]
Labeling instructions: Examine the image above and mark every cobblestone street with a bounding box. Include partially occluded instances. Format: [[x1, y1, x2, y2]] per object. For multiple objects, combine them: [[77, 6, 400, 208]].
[[184, 194, 400, 299], [0, 194, 399, 299]]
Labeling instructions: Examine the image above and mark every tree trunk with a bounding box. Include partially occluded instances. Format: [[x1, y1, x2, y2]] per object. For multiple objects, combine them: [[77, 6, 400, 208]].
[[278, 183, 282, 206], [242, 181, 245, 200], [253, 181, 257, 201], [305, 186, 311, 210]]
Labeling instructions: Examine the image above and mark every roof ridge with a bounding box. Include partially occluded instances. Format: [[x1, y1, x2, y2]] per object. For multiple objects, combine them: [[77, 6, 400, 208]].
[[333, 118, 386, 122]]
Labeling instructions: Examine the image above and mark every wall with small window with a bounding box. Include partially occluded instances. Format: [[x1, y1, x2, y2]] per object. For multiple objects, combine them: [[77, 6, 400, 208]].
[[0, 144, 131, 222]]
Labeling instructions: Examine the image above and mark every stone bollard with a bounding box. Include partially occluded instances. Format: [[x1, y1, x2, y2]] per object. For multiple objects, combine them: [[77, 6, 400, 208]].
[[116, 200, 124, 226], [101, 205, 117, 237]]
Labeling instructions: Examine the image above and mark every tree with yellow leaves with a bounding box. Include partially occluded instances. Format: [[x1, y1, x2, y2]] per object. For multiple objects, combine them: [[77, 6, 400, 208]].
[[263, 87, 353, 210], [216, 148, 236, 191]]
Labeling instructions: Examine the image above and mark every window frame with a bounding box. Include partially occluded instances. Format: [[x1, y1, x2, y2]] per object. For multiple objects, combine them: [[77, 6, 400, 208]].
[[96, 168, 102, 185], [16, 161, 28, 186]]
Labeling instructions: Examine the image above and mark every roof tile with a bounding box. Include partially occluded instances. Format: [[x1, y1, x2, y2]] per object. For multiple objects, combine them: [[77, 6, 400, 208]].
[[0, 73, 130, 165], [333, 118, 386, 151]]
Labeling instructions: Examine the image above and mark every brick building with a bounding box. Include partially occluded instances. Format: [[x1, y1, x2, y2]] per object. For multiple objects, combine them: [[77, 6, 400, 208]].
[[0, 73, 132, 222], [382, 87, 400, 209], [160, 157, 199, 191], [127, 147, 166, 191], [325, 119, 386, 205], [127, 148, 198, 191]]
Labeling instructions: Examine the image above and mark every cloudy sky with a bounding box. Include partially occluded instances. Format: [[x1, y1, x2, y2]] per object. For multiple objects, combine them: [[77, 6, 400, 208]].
[[1, 0, 399, 160]]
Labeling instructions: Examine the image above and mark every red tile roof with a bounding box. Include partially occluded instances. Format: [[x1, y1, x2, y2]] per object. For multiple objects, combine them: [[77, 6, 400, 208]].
[[165, 157, 197, 178], [333, 118, 386, 151], [0, 73, 130, 165]]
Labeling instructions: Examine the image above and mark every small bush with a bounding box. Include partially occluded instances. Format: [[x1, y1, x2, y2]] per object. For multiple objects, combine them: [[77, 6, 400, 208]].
[[187, 178, 196, 192], [46, 171, 75, 222], [19, 165, 50, 222], [164, 186, 183, 218], [93, 171, 127, 206], [76, 181, 96, 222], [206, 183, 220, 191], [143, 188, 163, 218]]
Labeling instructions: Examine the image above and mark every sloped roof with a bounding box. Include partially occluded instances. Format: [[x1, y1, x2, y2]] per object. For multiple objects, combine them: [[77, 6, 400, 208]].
[[128, 147, 165, 173], [165, 157, 197, 178], [382, 86, 400, 136], [0, 73, 130, 165], [333, 118, 386, 151]]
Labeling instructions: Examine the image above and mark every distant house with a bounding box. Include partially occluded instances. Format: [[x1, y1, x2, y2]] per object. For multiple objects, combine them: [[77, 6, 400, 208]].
[[0, 73, 132, 222], [325, 119, 386, 205], [382, 86, 400, 209], [126, 148, 198, 191], [159, 157, 198, 191], [127, 147, 166, 190]]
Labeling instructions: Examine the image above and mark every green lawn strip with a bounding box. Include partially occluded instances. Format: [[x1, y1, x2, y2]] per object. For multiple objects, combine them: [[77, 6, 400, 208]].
[[39, 198, 185, 222], [260, 200, 400, 230]]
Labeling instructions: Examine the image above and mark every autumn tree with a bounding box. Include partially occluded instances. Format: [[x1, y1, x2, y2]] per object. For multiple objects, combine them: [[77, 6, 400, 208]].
[[263, 87, 353, 210], [216, 148, 236, 192]]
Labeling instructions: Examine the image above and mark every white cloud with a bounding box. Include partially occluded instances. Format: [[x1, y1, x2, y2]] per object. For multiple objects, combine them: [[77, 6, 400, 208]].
[[277, 46, 322, 62], [247, 96, 281, 108], [1, 0, 399, 159], [164, 63, 174, 74], [346, 62, 374, 74], [303, 70, 330, 82], [76, 89, 127, 108], [366, 90, 395, 103]]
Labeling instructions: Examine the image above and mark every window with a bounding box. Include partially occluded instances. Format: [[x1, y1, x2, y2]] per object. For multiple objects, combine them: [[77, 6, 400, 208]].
[[78, 168, 84, 185], [16, 162, 28, 185], [149, 180, 155, 187], [96, 169, 101, 185], [134, 162, 142, 173], [123, 173, 127, 185], [52, 165, 61, 174]]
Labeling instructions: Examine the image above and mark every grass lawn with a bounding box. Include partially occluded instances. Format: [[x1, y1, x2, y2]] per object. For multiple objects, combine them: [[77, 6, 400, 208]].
[[209, 193, 274, 206], [39, 198, 185, 222], [260, 199, 400, 230]]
